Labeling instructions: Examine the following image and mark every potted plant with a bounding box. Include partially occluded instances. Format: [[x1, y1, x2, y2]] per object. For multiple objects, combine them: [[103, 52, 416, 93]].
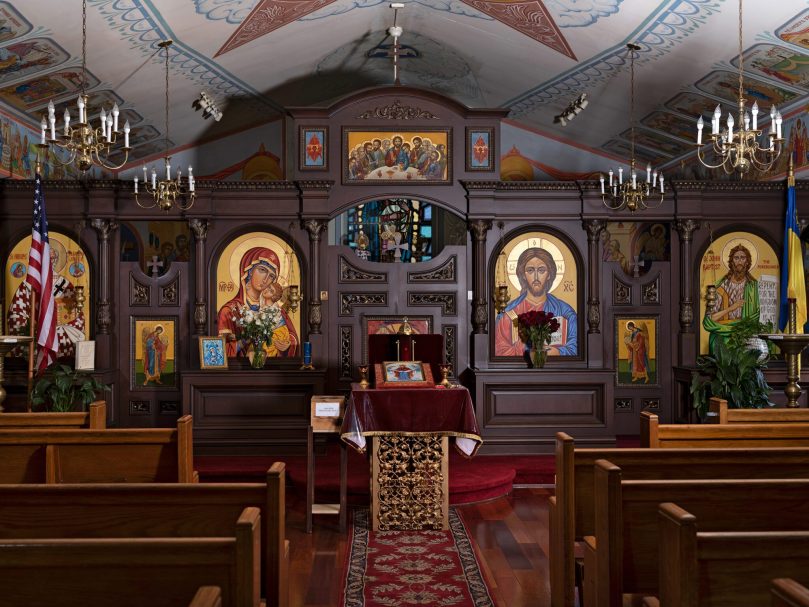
[[690, 318, 775, 419], [31, 363, 109, 412]]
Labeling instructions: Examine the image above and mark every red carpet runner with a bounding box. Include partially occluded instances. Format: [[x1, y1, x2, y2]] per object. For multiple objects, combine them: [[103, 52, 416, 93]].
[[341, 508, 495, 607]]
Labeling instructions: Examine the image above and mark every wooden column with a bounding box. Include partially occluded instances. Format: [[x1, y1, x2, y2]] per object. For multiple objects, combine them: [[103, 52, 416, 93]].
[[302, 218, 327, 335], [90, 218, 118, 335], [583, 219, 606, 334], [469, 219, 492, 335], [188, 218, 209, 335], [674, 218, 700, 364]]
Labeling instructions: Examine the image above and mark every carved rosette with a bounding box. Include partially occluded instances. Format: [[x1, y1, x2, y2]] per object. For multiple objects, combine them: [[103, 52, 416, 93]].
[[97, 302, 111, 334], [356, 99, 439, 121], [188, 218, 209, 242], [309, 302, 322, 334], [130, 275, 150, 306], [194, 301, 206, 334], [160, 276, 179, 306], [679, 299, 694, 331], [472, 298, 488, 334], [374, 433, 445, 531], [587, 298, 601, 334]]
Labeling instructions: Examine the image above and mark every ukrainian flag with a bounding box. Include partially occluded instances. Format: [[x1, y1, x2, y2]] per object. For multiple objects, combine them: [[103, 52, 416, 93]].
[[779, 158, 807, 332]]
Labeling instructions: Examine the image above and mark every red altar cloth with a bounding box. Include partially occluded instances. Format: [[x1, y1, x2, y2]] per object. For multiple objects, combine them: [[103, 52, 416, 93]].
[[341, 383, 482, 457]]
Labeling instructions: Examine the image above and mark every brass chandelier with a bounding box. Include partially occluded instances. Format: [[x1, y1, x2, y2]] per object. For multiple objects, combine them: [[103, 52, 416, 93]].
[[134, 40, 195, 212], [601, 44, 664, 212], [695, 0, 783, 174], [38, 0, 131, 172]]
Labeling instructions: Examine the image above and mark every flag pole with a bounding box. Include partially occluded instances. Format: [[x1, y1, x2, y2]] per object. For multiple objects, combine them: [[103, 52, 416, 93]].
[[26, 291, 36, 411]]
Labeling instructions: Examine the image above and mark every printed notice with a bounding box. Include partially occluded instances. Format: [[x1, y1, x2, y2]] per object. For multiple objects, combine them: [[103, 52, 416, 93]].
[[315, 401, 340, 417], [75, 340, 96, 371]]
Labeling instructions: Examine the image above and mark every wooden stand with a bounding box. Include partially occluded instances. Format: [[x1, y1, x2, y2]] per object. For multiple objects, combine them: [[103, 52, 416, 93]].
[[306, 396, 347, 534]]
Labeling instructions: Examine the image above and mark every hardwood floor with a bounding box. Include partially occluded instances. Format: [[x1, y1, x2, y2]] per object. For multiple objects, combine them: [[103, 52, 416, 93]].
[[287, 488, 553, 607]]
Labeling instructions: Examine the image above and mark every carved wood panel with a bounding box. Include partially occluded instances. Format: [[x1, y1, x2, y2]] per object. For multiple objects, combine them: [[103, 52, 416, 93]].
[[407, 292, 457, 316], [613, 275, 631, 305], [408, 255, 457, 283], [339, 256, 387, 283], [129, 274, 150, 306], [339, 292, 388, 315]]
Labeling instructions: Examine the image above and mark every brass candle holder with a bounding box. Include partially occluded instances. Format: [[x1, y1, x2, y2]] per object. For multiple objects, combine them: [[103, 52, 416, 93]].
[[358, 364, 370, 389], [438, 363, 452, 388], [760, 298, 809, 408], [494, 284, 509, 315]]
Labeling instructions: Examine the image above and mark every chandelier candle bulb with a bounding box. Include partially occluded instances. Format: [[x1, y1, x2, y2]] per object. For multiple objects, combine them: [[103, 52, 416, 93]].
[[646, 164, 651, 182], [166, 163, 171, 181], [151, 169, 156, 189], [618, 167, 623, 184], [751, 102, 758, 130], [600, 174, 605, 194], [123, 121, 130, 148], [652, 171, 657, 188], [134, 176, 138, 194], [40, 117, 46, 145], [697, 116, 704, 145], [659, 174, 664, 193], [112, 104, 119, 132], [63, 109, 70, 136], [608, 169, 613, 186], [99, 107, 106, 132], [776, 113, 783, 139], [632, 172, 637, 189], [77, 95, 85, 123]]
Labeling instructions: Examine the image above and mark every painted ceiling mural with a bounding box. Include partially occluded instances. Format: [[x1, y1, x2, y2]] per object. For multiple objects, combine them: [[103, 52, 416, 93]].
[[0, 0, 804, 175]]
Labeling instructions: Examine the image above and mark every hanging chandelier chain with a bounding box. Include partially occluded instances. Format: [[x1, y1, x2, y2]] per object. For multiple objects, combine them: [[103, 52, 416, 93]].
[[164, 42, 170, 156], [737, 0, 744, 116], [629, 46, 635, 168], [81, 0, 87, 95]]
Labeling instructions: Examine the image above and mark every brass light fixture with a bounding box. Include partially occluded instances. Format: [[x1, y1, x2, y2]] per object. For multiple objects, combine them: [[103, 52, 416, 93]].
[[135, 40, 196, 212], [601, 44, 664, 212], [695, 0, 783, 174], [37, 0, 132, 172], [494, 222, 509, 314]]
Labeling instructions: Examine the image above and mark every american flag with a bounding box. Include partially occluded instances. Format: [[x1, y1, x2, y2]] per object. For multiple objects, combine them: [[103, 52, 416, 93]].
[[25, 173, 57, 372]]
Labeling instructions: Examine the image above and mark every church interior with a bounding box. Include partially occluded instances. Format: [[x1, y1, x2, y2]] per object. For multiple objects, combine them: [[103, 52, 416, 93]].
[[1, 0, 809, 605]]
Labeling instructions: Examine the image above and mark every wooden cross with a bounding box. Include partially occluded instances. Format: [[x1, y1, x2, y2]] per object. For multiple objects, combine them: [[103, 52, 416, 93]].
[[630, 255, 644, 278], [147, 255, 164, 277]]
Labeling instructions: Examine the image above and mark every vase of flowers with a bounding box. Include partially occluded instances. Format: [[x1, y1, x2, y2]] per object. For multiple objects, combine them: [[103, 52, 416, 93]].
[[516, 310, 560, 369], [235, 304, 282, 369]]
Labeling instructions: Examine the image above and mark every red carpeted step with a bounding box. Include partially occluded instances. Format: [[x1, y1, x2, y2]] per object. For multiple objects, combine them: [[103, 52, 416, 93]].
[[195, 450, 517, 504]]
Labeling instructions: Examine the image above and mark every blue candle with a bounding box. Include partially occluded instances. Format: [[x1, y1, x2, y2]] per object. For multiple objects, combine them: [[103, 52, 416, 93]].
[[303, 341, 312, 365]]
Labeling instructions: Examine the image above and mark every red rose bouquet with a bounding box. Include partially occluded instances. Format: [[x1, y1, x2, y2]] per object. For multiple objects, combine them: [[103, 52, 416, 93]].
[[515, 310, 560, 368]]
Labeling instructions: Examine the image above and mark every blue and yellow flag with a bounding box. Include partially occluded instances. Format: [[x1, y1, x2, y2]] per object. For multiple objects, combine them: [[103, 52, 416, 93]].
[[779, 157, 807, 332]]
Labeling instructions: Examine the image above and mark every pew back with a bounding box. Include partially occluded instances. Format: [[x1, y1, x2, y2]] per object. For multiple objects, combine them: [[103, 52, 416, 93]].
[[708, 397, 809, 424], [0, 401, 106, 429], [640, 410, 809, 447], [190, 587, 223, 607], [0, 506, 261, 607], [594, 460, 809, 607], [0, 463, 286, 607], [658, 503, 809, 607], [773, 579, 809, 607], [550, 432, 809, 607], [0, 415, 194, 483]]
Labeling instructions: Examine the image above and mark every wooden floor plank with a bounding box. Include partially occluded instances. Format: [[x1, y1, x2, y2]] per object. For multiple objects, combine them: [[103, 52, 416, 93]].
[[286, 488, 553, 606]]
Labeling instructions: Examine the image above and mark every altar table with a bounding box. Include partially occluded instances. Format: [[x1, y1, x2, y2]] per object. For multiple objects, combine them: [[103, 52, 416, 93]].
[[341, 384, 482, 531]]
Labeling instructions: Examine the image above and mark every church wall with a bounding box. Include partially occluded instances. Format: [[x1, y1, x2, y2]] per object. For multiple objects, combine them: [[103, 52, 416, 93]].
[[1, 87, 808, 454]]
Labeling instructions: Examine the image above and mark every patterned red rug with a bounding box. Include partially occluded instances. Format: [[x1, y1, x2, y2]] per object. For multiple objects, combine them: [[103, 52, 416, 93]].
[[341, 508, 495, 607]]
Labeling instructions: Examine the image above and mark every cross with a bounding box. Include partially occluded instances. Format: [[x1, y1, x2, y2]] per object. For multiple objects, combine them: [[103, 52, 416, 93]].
[[631, 255, 644, 278], [147, 255, 164, 277], [52, 279, 67, 297], [391, 237, 409, 262]]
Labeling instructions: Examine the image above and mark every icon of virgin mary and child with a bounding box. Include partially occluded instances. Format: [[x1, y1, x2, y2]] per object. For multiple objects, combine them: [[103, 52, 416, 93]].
[[217, 247, 299, 358]]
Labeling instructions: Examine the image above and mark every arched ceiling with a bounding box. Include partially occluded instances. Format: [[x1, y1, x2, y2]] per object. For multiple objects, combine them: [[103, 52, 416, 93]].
[[1, 0, 806, 170]]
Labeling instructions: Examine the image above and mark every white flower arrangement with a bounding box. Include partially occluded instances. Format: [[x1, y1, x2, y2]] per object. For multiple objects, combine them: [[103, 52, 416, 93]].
[[234, 304, 282, 348]]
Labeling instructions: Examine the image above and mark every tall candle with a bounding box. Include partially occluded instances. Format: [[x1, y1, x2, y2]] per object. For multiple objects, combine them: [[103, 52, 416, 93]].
[[303, 341, 312, 366]]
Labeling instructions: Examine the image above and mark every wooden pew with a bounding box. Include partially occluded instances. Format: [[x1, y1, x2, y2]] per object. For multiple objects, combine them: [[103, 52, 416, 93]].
[[640, 410, 809, 447], [549, 432, 809, 607], [0, 506, 261, 607], [0, 414, 194, 483], [773, 579, 809, 607], [0, 400, 106, 429], [708, 397, 809, 424], [591, 459, 809, 607], [190, 587, 223, 607], [658, 502, 809, 607], [0, 463, 288, 607]]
